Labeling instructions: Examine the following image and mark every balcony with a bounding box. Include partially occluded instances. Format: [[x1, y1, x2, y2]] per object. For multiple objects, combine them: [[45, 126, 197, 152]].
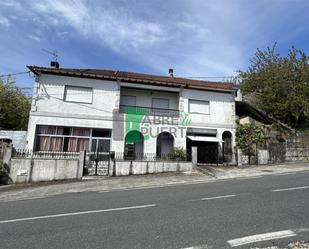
[[119, 105, 179, 116]]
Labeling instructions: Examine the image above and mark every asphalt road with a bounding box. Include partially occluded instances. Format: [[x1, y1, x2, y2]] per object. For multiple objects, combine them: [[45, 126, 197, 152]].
[[1, 171, 309, 249]]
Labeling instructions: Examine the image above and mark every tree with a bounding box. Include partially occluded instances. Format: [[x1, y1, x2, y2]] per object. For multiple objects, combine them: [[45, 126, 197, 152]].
[[239, 44, 309, 128], [0, 76, 31, 130], [235, 122, 266, 164]]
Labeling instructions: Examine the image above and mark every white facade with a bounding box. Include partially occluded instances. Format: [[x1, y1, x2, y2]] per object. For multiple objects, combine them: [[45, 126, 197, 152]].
[[27, 72, 237, 164], [0, 130, 27, 150]]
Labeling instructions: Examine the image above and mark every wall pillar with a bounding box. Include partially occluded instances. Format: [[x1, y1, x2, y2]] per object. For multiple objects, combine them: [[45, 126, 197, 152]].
[[3, 144, 13, 166], [237, 149, 242, 167], [191, 146, 198, 165]]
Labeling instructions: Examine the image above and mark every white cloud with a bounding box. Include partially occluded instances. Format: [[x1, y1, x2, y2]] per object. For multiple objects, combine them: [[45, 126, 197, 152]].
[[2, 0, 309, 78], [0, 15, 11, 27], [0, 1, 22, 9], [30, 0, 166, 53], [28, 34, 41, 42], [27, 0, 240, 75]]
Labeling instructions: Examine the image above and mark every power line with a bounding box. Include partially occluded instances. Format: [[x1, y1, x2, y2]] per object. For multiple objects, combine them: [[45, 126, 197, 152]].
[[180, 76, 237, 79], [0, 70, 240, 80], [0, 71, 31, 78]]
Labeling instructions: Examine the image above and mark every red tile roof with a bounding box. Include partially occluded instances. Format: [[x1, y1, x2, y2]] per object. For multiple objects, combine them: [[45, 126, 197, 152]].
[[27, 65, 238, 92]]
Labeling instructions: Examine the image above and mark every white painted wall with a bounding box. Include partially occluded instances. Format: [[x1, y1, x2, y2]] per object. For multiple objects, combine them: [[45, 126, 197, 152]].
[[10, 157, 82, 183], [114, 161, 192, 176], [33, 74, 119, 117], [182, 89, 236, 127], [27, 74, 119, 150], [0, 130, 27, 150]]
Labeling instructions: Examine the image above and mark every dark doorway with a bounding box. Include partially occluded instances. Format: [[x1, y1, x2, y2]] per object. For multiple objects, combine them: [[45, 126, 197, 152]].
[[197, 143, 218, 164], [124, 130, 144, 160], [222, 131, 232, 163], [187, 139, 219, 164], [156, 132, 174, 159]]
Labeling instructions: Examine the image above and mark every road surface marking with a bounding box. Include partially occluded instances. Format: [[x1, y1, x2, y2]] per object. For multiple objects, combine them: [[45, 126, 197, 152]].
[[274, 172, 296, 176], [272, 185, 309, 192], [98, 185, 168, 193], [0, 204, 156, 224], [236, 176, 263, 180], [181, 245, 209, 249], [201, 194, 237, 201], [227, 230, 296, 247]]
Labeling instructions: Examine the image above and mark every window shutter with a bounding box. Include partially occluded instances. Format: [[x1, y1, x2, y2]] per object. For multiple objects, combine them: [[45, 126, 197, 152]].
[[64, 86, 93, 103]]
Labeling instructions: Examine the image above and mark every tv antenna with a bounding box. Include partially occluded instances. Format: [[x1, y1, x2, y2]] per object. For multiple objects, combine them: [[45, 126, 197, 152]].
[[42, 49, 58, 62]]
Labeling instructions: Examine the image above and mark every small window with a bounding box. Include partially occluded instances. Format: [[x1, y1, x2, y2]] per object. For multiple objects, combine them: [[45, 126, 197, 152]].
[[92, 129, 111, 138], [189, 99, 210, 114], [37, 125, 56, 134], [152, 98, 169, 110], [120, 95, 136, 107], [64, 86, 93, 104]]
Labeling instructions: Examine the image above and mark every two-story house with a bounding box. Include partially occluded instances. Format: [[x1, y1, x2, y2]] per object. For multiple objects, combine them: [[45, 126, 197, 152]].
[[26, 65, 238, 165]]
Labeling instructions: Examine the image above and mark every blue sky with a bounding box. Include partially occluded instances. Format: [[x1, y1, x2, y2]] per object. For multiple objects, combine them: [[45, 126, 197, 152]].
[[1, 0, 309, 88]]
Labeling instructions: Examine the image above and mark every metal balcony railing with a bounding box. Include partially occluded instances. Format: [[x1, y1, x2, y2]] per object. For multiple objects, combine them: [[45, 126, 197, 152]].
[[119, 105, 179, 116]]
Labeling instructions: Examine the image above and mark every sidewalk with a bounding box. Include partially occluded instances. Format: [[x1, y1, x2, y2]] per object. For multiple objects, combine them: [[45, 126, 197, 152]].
[[203, 161, 309, 179], [0, 162, 308, 202]]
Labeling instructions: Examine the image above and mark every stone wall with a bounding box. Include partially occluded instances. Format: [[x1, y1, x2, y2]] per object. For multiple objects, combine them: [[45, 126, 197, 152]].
[[285, 142, 309, 162], [237, 140, 309, 166]]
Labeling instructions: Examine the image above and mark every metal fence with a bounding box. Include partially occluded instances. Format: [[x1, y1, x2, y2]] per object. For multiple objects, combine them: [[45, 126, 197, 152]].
[[119, 105, 180, 116], [12, 149, 80, 159], [84, 151, 111, 176], [114, 152, 188, 161]]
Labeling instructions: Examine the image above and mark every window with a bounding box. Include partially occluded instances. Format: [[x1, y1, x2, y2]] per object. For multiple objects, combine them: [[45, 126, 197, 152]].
[[152, 98, 169, 110], [189, 99, 210, 114], [35, 125, 111, 152], [64, 86, 93, 103], [120, 95, 136, 106], [92, 129, 111, 138], [91, 139, 110, 153]]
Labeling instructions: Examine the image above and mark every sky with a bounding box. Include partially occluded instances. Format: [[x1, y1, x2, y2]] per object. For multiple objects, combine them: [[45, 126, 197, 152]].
[[1, 0, 309, 88]]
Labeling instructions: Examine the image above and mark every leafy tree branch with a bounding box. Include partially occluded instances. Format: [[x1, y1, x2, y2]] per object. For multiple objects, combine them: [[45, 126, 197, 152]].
[[0, 76, 31, 130]]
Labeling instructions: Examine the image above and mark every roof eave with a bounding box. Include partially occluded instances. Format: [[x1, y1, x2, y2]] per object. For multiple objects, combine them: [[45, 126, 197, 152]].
[[26, 65, 237, 93]]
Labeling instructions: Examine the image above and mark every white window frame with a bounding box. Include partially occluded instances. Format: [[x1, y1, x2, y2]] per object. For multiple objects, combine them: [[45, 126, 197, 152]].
[[35, 125, 112, 152], [63, 85, 93, 104], [188, 99, 210, 114]]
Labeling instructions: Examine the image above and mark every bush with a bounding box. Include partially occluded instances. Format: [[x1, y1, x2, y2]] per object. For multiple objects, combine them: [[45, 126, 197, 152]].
[[168, 147, 187, 161], [0, 161, 9, 177], [235, 122, 266, 155]]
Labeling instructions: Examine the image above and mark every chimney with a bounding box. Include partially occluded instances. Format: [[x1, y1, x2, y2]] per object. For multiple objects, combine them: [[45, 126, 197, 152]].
[[168, 68, 174, 78], [50, 61, 59, 69]]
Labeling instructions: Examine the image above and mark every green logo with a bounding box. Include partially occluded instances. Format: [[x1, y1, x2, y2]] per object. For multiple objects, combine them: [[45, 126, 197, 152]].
[[124, 107, 191, 144], [180, 112, 191, 126], [124, 106, 150, 144]]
